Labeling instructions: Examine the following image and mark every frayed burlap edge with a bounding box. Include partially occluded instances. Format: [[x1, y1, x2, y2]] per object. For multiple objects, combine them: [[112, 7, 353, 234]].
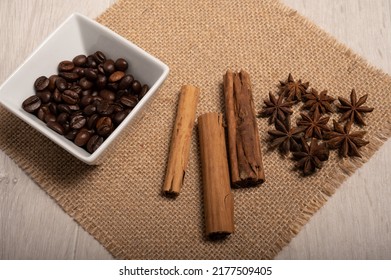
[[266, 1, 391, 258], [0, 149, 128, 259]]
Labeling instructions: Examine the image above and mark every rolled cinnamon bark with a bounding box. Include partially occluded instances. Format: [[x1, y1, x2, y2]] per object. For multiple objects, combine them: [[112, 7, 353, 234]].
[[223, 69, 265, 187], [162, 85, 200, 197], [198, 112, 234, 238]]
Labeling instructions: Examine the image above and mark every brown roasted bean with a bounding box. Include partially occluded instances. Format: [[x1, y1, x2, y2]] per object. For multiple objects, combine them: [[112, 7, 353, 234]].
[[47, 121, 65, 135], [22, 95, 41, 113], [74, 129, 92, 147], [24, 51, 148, 154], [36, 90, 51, 103], [72, 54, 87, 66], [109, 71, 125, 83], [58, 60, 74, 72], [86, 135, 104, 153], [62, 90, 79, 105]]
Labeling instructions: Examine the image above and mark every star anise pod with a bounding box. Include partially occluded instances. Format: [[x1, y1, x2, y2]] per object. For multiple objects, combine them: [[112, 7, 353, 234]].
[[278, 73, 309, 102], [267, 117, 305, 154], [324, 120, 369, 158], [296, 109, 330, 139], [292, 137, 329, 176], [336, 89, 374, 126], [258, 91, 295, 124], [302, 88, 335, 115]]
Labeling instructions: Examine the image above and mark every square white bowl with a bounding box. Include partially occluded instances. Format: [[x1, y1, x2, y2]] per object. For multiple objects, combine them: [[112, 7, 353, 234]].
[[0, 13, 169, 165]]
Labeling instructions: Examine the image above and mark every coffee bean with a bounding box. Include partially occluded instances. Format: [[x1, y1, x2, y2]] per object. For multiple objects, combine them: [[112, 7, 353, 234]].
[[44, 113, 56, 123], [87, 114, 99, 129], [79, 77, 94, 90], [118, 74, 134, 90], [70, 114, 86, 130], [97, 125, 113, 137], [96, 116, 113, 137], [106, 82, 118, 91], [115, 58, 128, 71], [34, 76, 49, 91], [70, 85, 82, 95], [37, 107, 47, 121], [47, 121, 65, 135], [80, 95, 93, 107], [48, 75, 58, 91], [109, 71, 125, 83], [84, 68, 98, 81], [96, 64, 103, 75], [72, 55, 87, 67], [131, 80, 142, 94], [96, 75, 107, 89], [87, 55, 97, 68], [57, 103, 71, 114], [120, 94, 138, 108], [55, 77, 67, 92], [72, 67, 85, 77], [65, 130, 78, 141], [97, 100, 114, 115], [51, 89, 61, 103], [91, 90, 99, 97], [91, 96, 104, 106], [62, 123, 70, 134], [113, 110, 128, 125], [68, 104, 80, 111], [62, 90, 79, 105], [103, 59, 115, 74], [36, 90, 51, 103], [59, 71, 79, 82], [83, 104, 97, 116], [99, 89, 116, 101], [93, 51, 106, 64], [81, 89, 93, 96], [57, 112, 69, 124], [74, 129, 92, 147], [22, 95, 41, 113], [70, 110, 83, 118], [111, 102, 124, 113], [86, 135, 104, 153], [58, 60, 74, 72], [26, 51, 148, 154], [139, 84, 149, 99], [116, 90, 127, 100], [96, 116, 112, 129], [47, 102, 57, 115]]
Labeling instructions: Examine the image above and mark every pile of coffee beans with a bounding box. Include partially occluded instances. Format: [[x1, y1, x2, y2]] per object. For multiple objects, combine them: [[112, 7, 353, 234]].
[[22, 51, 149, 154]]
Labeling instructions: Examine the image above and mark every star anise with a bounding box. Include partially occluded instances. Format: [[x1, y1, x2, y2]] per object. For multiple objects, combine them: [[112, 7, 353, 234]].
[[302, 88, 335, 115], [278, 73, 309, 102], [267, 117, 305, 154], [296, 109, 330, 139], [258, 91, 295, 124], [324, 120, 369, 158], [292, 137, 329, 176], [336, 89, 374, 126]]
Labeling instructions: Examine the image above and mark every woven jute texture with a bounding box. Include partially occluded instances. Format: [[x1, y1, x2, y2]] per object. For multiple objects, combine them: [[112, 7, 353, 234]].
[[1, 0, 391, 259]]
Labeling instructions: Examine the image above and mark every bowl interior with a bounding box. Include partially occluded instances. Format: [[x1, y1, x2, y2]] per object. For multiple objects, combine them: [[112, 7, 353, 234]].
[[0, 13, 168, 164]]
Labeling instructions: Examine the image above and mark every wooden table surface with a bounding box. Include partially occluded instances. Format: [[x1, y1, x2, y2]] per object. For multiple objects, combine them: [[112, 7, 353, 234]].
[[1, 0, 390, 260]]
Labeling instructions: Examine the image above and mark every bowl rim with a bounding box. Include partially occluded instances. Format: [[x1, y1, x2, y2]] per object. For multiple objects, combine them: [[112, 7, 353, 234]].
[[0, 13, 169, 164]]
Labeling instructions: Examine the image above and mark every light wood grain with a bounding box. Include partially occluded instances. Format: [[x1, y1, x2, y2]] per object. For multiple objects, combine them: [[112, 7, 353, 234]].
[[277, 0, 391, 259], [0, 0, 115, 260], [0, 0, 390, 259]]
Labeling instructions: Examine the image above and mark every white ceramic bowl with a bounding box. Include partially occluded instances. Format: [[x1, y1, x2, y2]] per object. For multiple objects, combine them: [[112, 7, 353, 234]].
[[0, 13, 169, 165]]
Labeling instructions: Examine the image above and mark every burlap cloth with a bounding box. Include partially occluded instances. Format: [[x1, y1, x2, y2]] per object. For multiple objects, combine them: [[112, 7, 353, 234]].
[[1, 0, 390, 259]]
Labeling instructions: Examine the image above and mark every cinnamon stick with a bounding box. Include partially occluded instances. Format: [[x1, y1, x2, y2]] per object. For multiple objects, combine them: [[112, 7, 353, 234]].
[[162, 85, 200, 197], [198, 112, 234, 238], [223, 70, 265, 187]]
